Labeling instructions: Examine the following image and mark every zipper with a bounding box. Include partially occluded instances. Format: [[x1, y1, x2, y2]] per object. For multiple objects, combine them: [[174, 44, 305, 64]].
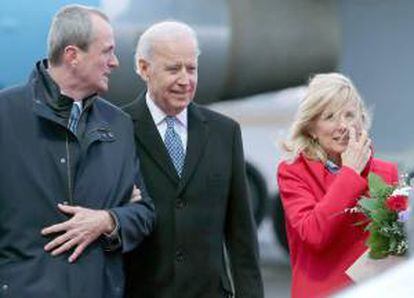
[[65, 104, 84, 205], [65, 133, 73, 205]]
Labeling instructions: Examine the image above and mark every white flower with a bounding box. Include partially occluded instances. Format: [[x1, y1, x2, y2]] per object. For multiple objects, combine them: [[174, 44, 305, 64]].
[[391, 186, 412, 197]]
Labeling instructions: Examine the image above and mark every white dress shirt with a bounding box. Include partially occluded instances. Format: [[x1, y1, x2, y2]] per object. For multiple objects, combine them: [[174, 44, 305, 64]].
[[146, 93, 188, 153]]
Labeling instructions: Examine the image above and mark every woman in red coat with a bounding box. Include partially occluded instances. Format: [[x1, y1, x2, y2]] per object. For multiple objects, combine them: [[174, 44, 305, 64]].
[[277, 73, 398, 297]]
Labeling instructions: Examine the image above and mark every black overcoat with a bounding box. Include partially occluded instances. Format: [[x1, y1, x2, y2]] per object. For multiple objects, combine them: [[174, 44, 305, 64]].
[[123, 94, 264, 298]]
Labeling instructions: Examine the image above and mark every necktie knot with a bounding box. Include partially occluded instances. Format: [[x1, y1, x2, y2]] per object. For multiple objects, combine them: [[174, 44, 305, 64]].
[[165, 116, 176, 128]]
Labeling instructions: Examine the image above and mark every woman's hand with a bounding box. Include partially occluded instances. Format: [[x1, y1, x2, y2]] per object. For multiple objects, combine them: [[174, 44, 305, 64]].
[[341, 127, 371, 174]]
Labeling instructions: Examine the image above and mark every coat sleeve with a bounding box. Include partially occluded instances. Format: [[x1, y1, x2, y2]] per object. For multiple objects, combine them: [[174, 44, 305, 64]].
[[277, 162, 368, 251], [110, 157, 156, 253], [225, 123, 264, 298], [371, 158, 399, 185], [108, 120, 156, 253]]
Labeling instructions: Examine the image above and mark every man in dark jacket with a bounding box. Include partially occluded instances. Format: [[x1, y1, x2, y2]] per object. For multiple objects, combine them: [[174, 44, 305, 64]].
[[0, 5, 155, 298], [123, 21, 264, 298]]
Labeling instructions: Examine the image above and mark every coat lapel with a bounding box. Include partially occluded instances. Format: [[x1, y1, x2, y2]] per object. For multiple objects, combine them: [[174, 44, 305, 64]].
[[302, 155, 329, 195], [124, 94, 179, 184], [177, 103, 209, 194]]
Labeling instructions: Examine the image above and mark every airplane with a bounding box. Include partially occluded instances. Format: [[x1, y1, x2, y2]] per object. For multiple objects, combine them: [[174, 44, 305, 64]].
[[0, 0, 344, 256]]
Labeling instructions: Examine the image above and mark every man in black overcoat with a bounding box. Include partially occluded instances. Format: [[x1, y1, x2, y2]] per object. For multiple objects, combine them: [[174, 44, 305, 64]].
[[124, 21, 264, 298]]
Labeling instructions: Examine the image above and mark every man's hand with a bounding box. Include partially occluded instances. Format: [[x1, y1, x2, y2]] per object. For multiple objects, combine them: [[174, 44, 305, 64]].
[[41, 204, 115, 263], [130, 185, 142, 202]]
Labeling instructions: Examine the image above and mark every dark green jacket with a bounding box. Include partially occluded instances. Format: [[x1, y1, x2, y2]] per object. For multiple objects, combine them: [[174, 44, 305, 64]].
[[0, 61, 155, 298]]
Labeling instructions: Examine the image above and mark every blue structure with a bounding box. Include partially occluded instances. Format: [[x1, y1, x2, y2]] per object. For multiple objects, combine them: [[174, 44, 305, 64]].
[[0, 0, 98, 88]]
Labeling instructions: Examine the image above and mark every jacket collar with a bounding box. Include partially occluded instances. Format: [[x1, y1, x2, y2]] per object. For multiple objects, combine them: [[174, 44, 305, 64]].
[[30, 60, 114, 145], [31, 60, 97, 117], [178, 101, 208, 193], [124, 92, 179, 183]]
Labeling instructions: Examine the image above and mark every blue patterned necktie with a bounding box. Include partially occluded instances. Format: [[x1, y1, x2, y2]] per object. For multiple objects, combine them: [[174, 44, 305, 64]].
[[68, 102, 81, 134], [164, 116, 185, 176]]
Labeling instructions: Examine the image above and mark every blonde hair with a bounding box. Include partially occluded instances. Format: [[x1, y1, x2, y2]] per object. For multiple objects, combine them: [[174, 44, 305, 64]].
[[282, 73, 371, 162]]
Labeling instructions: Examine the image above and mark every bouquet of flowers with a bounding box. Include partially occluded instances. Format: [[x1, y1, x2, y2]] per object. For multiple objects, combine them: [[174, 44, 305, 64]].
[[357, 173, 411, 259]]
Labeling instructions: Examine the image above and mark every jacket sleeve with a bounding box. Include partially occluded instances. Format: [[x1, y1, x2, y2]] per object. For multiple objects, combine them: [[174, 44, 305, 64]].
[[107, 119, 156, 253], [277, 162, 367, 251], [110, 156, 156, 253], [371, 159, 399, 185], [225, 123, 264, 298]]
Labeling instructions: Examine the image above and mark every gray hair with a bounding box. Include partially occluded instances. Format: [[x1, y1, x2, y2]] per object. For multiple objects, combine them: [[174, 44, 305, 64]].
[[281, 73, 371, 163], [47, 4, 109, 66], [135, 21, 200, 72]]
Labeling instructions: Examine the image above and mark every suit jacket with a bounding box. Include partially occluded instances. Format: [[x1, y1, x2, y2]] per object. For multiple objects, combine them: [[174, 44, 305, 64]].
[[123, 93, 264, 298], [277, 154, 398, 298]]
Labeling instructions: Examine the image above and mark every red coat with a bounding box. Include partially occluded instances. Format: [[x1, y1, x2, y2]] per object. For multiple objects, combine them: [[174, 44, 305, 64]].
[[277, 154, 398, 298]]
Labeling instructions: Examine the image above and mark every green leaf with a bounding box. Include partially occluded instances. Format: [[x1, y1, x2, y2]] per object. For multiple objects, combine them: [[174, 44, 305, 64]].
[[362, 173, 407, 259], [358, 197, 380, 213], [389, 237, 398, 252], [371, 208, 394, 224], [367, 226, 389, 259], [368, 173, 394, 200]]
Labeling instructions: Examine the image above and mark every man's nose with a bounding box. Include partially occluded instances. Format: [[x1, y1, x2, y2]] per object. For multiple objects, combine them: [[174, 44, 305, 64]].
[[109, 53, 119, 68], [177, 69, 190, 85]]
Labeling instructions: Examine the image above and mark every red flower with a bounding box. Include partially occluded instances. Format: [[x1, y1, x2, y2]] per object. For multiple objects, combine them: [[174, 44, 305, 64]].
[[386, 195, 408, 212]]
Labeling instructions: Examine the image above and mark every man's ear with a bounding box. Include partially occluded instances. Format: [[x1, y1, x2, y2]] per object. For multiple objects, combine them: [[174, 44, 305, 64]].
[[62, 45, 80, 68], [138, 58, 150, 81]]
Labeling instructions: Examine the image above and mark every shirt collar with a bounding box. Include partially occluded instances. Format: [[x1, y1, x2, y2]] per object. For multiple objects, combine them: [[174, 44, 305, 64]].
[[325, 159, 340, 174], [146, 92, 187, 128], [72, 100, 83, 111]]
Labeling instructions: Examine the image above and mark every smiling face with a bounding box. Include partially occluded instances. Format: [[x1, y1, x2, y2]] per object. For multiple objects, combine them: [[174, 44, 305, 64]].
[[75, 14, 119, 95], [310, 99, 362, 163], [139, 35, 198, 115]]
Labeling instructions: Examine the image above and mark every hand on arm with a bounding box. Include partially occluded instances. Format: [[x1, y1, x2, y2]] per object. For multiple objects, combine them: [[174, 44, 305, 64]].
[[130, 185, 142, 203], [41, 204, 116, 263]]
